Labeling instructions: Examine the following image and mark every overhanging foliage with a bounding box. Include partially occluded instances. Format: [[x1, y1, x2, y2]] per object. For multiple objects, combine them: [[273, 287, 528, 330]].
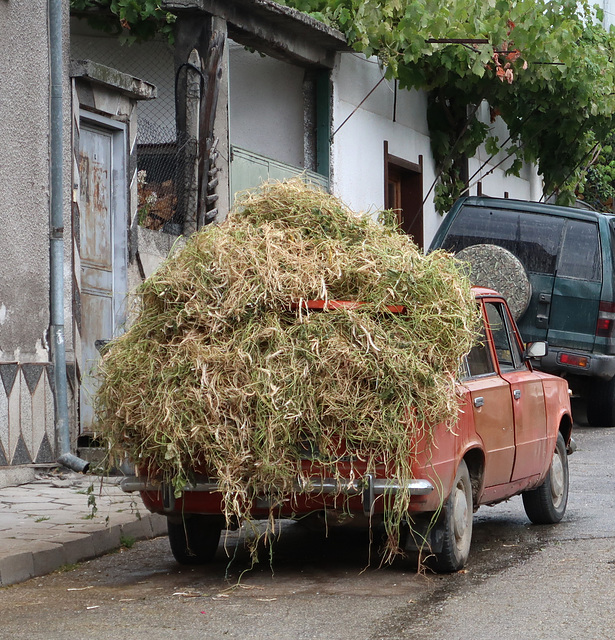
[[70, 0, 176, 43], [280, 0, 615, 210]]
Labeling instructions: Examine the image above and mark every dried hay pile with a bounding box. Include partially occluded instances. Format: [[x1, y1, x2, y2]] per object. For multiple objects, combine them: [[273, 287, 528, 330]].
[[95, 179, 479, 559]]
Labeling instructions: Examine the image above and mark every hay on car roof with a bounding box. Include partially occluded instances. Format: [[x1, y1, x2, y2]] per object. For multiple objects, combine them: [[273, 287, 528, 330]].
[[94, 179, 479, 560]]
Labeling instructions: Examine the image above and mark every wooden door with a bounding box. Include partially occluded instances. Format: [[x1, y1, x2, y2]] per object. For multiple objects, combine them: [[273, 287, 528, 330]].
[[78, 120, 127, 432]]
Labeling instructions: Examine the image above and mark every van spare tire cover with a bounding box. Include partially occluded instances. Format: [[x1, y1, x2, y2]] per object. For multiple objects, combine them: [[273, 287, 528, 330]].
[[456, 244, 532, 321]]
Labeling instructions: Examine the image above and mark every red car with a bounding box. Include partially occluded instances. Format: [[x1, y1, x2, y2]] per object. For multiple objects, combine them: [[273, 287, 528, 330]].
[[121, 288, 574, 572]]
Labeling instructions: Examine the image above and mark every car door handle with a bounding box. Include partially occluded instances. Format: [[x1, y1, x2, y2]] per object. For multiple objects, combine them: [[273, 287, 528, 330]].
[[513, 389, 521, 400], [474, 396, 484, 408]]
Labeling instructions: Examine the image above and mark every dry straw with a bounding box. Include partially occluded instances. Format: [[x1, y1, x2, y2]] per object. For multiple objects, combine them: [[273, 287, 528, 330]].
[[94, 179, 479, 560]]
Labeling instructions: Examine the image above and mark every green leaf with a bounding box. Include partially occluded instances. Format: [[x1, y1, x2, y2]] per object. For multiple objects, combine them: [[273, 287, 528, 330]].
[[485, 136, 500, 157]]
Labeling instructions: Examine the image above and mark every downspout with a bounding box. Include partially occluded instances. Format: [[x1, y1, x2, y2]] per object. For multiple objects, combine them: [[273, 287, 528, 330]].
[[49, 0, 89, 473]]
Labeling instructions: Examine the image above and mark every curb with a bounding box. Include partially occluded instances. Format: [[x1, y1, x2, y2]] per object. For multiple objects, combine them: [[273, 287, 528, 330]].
[[0, 514, 167, 587], [0, 472, 168, 587]]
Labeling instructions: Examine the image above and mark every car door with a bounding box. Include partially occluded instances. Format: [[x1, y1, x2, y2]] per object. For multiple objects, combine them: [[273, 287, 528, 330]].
[[484, 301, 549, 482], [547, 218, 602, 351], [460, 321, 515, 489]]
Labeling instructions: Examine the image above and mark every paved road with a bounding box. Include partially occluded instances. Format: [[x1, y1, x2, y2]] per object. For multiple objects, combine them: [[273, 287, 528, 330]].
[[1, 413, 613, 640]]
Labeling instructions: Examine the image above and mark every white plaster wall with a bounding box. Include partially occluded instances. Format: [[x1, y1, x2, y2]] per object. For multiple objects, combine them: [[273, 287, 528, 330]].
[[470, 101, 542, 202], [596, 0, 615, 29], [0, 0, 53, 362], [330, 53, 437, 246], [467, 152, 540, 202], [229, 42, 305, 167], [330, 52, 540, 248]]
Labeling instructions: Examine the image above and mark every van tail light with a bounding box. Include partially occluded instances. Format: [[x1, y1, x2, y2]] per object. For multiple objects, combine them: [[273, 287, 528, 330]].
[[596, 301, 615, 338], [558, 353, 589, 368]]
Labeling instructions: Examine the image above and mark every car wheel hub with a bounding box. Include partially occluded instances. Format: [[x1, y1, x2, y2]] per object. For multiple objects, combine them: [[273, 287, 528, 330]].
[[453, 485, 469, 541], [550, 451, 565, 508]]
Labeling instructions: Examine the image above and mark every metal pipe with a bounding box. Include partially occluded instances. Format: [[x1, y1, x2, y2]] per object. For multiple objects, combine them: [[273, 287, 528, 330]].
[[49, 0, 89, 474]]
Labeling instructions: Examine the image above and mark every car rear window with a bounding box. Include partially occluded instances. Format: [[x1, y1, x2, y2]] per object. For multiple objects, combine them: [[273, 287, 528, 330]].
[[441, 206, 565, 275]]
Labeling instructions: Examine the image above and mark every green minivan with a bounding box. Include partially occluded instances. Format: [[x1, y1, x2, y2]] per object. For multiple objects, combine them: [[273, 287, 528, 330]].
[[430, 196, 615, 427]]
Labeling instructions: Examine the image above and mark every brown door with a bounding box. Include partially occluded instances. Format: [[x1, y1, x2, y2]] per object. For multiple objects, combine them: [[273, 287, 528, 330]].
[[385, 145, 423, 249]]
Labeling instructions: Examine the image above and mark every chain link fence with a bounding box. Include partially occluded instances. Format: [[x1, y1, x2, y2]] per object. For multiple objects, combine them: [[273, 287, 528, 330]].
[[71, 30, 190, 233]]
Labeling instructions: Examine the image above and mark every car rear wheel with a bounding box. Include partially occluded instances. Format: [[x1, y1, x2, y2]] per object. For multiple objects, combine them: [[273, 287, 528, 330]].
[[167, 514, 223, 565], [430, 460, 473, 573], [522, 432, 569, 524], [587, 377, 615, 427]]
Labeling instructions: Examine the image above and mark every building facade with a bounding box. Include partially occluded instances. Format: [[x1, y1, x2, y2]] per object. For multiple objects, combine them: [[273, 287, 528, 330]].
[[0, 0, 541, 485]]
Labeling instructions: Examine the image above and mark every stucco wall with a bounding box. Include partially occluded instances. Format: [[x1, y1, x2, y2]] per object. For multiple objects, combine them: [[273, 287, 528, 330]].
[[331, 52, 540, 247], [330, 53, 437, 245], [0, 0, 52, 362], [0, 0, 75, 471], [229, 42, 305, 168]]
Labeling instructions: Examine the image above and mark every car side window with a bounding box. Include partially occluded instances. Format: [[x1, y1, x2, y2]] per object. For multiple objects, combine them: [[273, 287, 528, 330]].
[[557, 220, 601, 281], [464, 326, 496, 378], [485, 302, 524, 371]]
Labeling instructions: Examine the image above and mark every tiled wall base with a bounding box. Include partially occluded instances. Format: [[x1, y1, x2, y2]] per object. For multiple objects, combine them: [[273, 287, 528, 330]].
[[0, 363, 56, 466]]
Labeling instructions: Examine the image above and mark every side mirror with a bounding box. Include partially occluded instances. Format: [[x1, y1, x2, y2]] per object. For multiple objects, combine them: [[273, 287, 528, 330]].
[[524, 341, 548, 360]]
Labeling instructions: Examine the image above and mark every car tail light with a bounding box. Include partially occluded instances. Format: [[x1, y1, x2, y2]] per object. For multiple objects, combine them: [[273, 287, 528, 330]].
[[558, 353, 589, 368], [596, 301, 615, 338]]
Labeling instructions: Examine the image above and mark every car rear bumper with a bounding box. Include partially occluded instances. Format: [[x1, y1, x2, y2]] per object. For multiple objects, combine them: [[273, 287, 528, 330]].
[[540, 348, 615, 380], [121, 474, 435, 517]]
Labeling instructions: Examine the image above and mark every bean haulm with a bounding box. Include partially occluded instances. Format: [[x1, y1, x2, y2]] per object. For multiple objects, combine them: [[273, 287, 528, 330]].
[[94, 179, 479, 562]]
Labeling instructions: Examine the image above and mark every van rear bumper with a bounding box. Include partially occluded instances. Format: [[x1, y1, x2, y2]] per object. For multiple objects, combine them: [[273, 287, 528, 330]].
[[539, 348, 615, 380]]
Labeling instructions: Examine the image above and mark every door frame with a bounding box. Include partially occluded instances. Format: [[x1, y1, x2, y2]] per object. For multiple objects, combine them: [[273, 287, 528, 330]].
[[383, 141, 424, 248]]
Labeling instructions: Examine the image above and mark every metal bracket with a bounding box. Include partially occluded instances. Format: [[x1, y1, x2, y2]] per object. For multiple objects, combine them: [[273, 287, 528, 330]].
[[162, 483, 176, 512], [362, 473, 375, 517]]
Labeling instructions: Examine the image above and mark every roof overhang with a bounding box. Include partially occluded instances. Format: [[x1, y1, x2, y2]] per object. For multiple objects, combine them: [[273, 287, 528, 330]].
[[70, 59, 157, 100], [163, 0, 352, 68]]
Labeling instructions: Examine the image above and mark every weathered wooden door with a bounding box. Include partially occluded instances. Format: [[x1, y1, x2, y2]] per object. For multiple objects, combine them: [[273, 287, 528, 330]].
[[78, 118, 127, 433]]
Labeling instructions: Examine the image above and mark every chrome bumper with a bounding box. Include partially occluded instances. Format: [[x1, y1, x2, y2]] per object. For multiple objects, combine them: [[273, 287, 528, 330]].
[[120, 474, 434, 517]]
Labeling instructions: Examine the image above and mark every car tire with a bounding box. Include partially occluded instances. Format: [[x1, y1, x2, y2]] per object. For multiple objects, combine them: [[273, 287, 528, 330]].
[[587, 377, 615, 427], [522, 432, 569, 524], [430, 460, 473, 573], [167, 514, 223, 565]]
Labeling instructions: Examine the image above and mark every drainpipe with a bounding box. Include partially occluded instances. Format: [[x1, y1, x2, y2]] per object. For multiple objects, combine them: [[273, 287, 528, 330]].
[[49, 0, 89, 473]]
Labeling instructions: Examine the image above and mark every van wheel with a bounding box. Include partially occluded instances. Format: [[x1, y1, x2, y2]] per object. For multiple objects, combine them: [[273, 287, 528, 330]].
[[167, 515, 222, 565], [522, 432, 569, 524], [429, 460, 473, 572], [587, 378, 615, 427]]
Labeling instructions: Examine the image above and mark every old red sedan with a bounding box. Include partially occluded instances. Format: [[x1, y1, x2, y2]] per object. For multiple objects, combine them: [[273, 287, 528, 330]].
[[122, 288, 573, 572]]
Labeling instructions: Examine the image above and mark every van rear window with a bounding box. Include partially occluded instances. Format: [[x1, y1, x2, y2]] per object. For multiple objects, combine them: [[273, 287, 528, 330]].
[[441, 206, 564, 275]]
